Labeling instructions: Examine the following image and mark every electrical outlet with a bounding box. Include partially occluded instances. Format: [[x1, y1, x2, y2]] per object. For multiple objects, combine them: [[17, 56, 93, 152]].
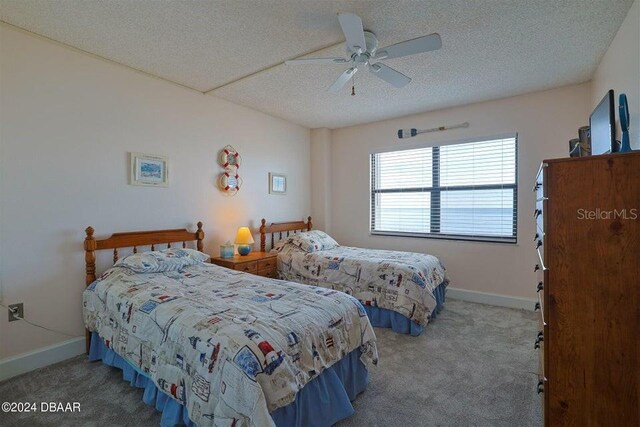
[[8, 303, 23, 322]]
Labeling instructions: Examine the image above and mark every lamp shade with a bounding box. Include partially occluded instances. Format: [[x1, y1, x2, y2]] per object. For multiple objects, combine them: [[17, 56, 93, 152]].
[[235, 227, 255, 245]]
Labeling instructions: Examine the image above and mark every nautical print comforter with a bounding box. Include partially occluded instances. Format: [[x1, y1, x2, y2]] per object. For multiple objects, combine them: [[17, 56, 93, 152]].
[[275, 245, 448, 327], [83, 262, 378, 427]]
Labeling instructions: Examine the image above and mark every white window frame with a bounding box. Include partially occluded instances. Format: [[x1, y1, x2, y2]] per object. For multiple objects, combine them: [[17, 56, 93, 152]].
[[369, 133, 518, 244]]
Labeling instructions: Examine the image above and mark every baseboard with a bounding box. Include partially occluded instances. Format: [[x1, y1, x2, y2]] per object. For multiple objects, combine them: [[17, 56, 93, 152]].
[[446, 287, 536, 311], [0, 336, 85, 382]]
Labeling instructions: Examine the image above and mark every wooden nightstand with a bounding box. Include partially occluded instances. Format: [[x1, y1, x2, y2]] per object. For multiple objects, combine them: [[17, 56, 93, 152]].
[[210, 251, 278, 278]]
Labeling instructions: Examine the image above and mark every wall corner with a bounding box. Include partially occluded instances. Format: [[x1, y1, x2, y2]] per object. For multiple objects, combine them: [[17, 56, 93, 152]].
[[310, 128, 333, 232]]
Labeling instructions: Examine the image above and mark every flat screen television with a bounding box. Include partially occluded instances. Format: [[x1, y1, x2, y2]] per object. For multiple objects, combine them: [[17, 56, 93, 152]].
[[590, 90, 616, 155]]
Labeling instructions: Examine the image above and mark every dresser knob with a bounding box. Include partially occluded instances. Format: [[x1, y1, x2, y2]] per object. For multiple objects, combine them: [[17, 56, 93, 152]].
[[537, 380, 544, 394], [537, 282, 544, 292], [534, 333, 544, 349], [534, 302, 540, 312]]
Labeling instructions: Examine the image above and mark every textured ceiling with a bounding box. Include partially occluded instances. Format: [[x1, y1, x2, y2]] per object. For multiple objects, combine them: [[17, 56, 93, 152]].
[[1, 0, 633, 128]]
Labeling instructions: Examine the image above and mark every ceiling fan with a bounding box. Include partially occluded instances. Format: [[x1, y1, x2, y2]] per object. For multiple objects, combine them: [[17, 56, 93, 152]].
[[285, 12, 442, 93]]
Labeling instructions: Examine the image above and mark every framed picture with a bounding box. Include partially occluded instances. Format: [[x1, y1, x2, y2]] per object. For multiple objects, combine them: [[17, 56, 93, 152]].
[[269, 173, 287, 195], [129, 152, 169, 187]]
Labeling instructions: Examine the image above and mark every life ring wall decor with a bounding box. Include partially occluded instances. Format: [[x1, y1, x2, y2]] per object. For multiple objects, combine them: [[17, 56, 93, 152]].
[[217, 145, 242, 195], [218, 171, 242, 196], [218, 145, 241, 170]]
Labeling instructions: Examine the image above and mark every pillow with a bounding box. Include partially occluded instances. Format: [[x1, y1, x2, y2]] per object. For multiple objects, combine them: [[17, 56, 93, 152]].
[[115, 248, 209, 273], [282, 230, 339, 253], [166, 248, 210, 263], [270, 238, 289, 254]]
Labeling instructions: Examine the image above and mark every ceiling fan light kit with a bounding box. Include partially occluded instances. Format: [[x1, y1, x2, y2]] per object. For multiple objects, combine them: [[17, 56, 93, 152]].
[[286, 12, 442, 94]]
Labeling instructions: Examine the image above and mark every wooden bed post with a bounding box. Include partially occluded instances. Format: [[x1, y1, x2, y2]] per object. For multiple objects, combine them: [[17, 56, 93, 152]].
[[196, 221, 204, 252], [81, 222, 205, 354], [84, 226, 97, 354], [260, 219, 267, 252], [259, 217, 312, 252]]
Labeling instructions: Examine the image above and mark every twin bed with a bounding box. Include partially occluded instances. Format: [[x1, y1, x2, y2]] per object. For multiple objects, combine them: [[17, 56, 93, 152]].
[[82, 219, 448, 426], [259, 217, 448, 336]]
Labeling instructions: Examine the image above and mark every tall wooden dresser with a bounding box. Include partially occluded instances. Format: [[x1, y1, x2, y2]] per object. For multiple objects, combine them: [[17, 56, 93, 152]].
[[533, 153, 640, 426]]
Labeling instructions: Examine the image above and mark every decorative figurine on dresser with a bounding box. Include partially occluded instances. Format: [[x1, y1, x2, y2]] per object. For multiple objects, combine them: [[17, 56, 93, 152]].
[[533, 152, 640, 426]]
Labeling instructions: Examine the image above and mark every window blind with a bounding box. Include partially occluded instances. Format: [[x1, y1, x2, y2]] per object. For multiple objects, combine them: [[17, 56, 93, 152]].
[[370, 135, 517, 243]]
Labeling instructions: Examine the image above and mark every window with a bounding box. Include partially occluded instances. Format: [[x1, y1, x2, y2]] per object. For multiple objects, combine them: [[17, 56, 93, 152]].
[[370, 135, 517, 243]]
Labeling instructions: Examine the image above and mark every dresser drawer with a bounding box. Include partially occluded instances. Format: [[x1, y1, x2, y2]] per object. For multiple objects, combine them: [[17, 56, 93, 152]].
[[535, 179, 547, 256], [535, 247, 547, 273], [538, 307, 545, 334], [536, 287, 545, 322], [533, 229, 544, 246], [535, 206, 544, 232], [535, 183, 547, 203], [536, 243, 544, 267], [536, 310, 546, 400], [535, 234, 544, 254], [533, 162, 546, 198], [536, 220, 544, 242], [533, 178, 543, 196], [257, 257, 277, 270], [537, 341, 546, 392], [536, 280, 544, 308], [537, 338, 545, 379], [534, 224, 545, 246], [235, 261, 258, 274]]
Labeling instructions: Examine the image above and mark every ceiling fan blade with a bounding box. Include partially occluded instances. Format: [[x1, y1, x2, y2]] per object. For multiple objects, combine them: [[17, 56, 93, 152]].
[[375, 33, 442, 60], [369, 63, 411, 88], [338, 13, 367, 53], [329, 67, 358, 93], [285, 58, 348, 65]]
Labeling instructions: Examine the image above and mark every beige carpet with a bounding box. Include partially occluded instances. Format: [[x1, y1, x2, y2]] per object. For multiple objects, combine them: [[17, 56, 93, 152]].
[[1, 300, 541, 426]]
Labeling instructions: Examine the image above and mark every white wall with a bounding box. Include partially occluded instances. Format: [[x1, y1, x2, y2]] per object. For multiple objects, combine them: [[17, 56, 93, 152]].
[[316, 83, 591, 300], [0, 25, 310, 359], [310, 128, 332, 232], [591, 0, 640, 149]]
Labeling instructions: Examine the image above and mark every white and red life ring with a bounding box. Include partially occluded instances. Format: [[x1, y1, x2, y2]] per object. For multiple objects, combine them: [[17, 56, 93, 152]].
[[219, 145, 241, 170], [218, 171, 242, 195]]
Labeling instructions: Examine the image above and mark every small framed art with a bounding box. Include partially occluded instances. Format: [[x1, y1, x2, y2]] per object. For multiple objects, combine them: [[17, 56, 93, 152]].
[[129, 152, 169, 187], [269, 173, 287, 195]]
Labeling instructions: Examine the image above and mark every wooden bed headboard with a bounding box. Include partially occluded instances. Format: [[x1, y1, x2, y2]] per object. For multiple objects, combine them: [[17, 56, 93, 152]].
[[82, 222, 204, 352], [259, 216, 312, 251]]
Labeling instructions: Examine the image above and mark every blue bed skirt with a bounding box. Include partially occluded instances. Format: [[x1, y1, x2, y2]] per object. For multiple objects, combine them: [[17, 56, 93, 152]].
[[363, 280, 447, 336], [89, 332, 368, 427]]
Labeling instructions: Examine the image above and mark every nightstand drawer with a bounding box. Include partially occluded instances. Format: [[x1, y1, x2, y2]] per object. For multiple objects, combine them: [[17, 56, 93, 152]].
[[258, 257, 276, 270], [235, 261, 258, 274], [259, 266, 278, 278], [210, 252, 274, 276]]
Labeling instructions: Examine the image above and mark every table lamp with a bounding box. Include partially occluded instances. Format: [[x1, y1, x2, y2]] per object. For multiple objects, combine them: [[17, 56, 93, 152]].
[[235, 227, 254, 256]]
